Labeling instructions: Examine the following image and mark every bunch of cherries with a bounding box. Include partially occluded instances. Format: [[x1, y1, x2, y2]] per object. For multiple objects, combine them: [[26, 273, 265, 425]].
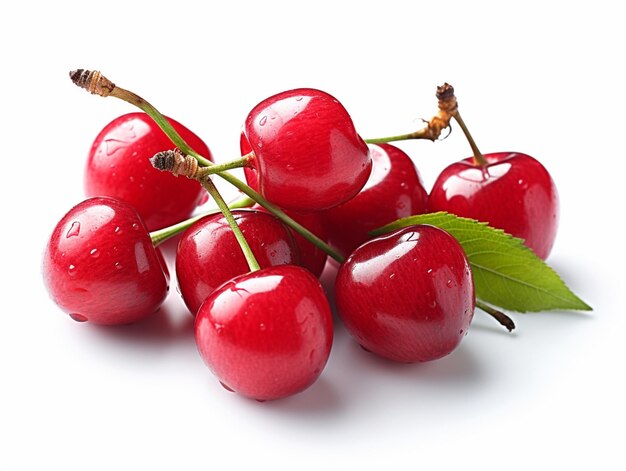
[[42, 71, 558, 401]]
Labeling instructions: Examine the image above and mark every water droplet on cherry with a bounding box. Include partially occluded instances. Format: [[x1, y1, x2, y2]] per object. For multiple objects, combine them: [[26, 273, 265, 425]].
[[259, 116, 267, 126], [68, 264, 76, 275], [446, 279, 453, 288], [66, 221, 80, 238], [90, 248, 100, 258], [105, 139, 127, 156], [69, 313, 88, 322], [114, 262, 123, 270]]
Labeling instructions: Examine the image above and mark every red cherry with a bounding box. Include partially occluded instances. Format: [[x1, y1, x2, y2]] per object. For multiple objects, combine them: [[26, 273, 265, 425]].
[[85, 113, 213, 231], [323, 143, 428, 255], [429, 152, 559, 259], [335, 225, 474, 363], [253, 204, 328, 278], [42, 197, 169, 325], [240, 88, 372, 211], [176, 209, 300, 315], [195, 265, 333, 400]]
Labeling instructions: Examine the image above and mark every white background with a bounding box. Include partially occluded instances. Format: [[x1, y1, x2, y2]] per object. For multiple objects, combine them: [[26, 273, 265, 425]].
[[1, 1, 624, 470]]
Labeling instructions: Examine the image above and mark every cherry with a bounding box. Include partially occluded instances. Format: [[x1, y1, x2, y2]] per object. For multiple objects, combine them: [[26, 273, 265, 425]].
[[253, 204, 328, 277], [240, 88, 372, 211], [176, 209, 300, 315], [42, 197, 169, 325], [322, 143, 428, 255], [195, 265, 333, 400], [334, 225, 474, 363], [429, 152, 559, 260], [85, 112, 213, 231]]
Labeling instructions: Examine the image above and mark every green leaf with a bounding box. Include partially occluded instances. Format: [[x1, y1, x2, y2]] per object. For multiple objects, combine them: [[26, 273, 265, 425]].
[[371, 212, 591, 313]]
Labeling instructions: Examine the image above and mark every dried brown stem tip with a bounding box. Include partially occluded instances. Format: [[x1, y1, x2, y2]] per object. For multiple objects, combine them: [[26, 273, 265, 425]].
[[150, 149, 200, 178], [69, 69, 115, 97], [418, 82, 459, 141]]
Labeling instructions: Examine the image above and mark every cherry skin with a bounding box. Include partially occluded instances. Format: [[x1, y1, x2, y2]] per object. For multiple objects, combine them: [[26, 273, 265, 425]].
[[176, 209, 300, 315], [195, 265, 334, 401], [85, 112, 213, 231], [335, 225, 474, 363], [42, 197, 169, 325], [240, 88, 372, 211], [253, 204, 328, 278], [428, 152, 558, 260], [323, 143, 428, 255]]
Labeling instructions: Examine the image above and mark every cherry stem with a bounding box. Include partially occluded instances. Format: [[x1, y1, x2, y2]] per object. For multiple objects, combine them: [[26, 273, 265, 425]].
[[193, 154, 252, 175], [475, 300, 515, 332], [149, 195, 254, 246], [452, 110, 487, 167], [365, 83, 489, 168], [365, 130, 433, 144], [201, 177, 261, 272], [70, 69, 344, 263]]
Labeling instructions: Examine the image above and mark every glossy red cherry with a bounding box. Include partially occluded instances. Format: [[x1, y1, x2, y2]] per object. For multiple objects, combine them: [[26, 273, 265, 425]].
[[176, 209, 300, 315], [195, 265, 333, 400], [335, 225, 474, 363], [240, 88, 372, 211], [323, 143, 428, 255], [253, 204, 328, 278], [428, 152, 558, 260], [42, 197, 169, 325], [85, 112, 213, 231]]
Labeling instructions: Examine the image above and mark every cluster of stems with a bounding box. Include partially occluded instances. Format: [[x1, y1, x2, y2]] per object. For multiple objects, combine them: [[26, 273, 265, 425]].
[[69, 69, 513, 331]]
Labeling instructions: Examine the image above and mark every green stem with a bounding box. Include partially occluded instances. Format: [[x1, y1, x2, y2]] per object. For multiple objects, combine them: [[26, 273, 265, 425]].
[[200, 177, 260, 272], [150, 210, 218, 246], [217, 172, 345, 263], [111, 87, 212, 166], [149, 195, 254, 246], [452, 111, 487, 167], [365, 131, 427, 144], [195, 153, 252, 176], [476, 300, 515, 332]]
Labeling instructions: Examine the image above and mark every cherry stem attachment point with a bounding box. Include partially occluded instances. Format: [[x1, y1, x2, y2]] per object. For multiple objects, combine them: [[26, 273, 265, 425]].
[[476, 300, 515, 332]]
